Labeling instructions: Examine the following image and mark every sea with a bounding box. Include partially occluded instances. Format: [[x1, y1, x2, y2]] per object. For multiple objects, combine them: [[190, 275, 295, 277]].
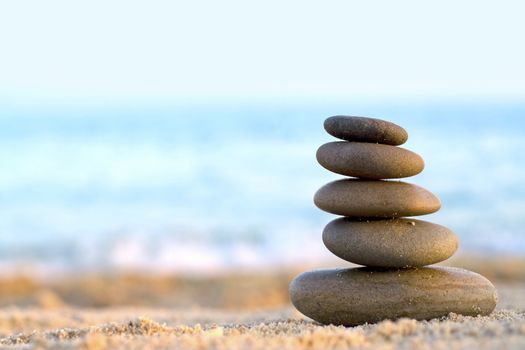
[[1, 100, 524, 274]]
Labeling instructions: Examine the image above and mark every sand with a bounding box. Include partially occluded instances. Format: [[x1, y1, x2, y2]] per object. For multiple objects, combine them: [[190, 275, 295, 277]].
[[0, 282, 522, 349], [0, 257, 524, 349], [0, 295, 523, 349]]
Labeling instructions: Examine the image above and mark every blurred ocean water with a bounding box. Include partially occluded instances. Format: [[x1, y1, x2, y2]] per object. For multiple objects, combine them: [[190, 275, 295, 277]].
[[1, 101, 524, 273]]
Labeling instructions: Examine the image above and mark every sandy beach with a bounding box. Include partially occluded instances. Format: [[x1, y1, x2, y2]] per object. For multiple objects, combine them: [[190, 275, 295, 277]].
[[0, 284, 524, 349], [0, 303, 523, 349], [2, 0, 524, 348], [0, 257, 524, 349]]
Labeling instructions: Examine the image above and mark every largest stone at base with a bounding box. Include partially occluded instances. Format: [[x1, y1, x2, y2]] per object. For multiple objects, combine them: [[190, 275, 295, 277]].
[[289, 266, 497, 326]]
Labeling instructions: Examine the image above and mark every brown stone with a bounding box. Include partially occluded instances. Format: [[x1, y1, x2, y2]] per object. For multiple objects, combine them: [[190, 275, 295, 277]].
[[316, 142, 424, 179], [314, 179, 441, 217], [289, 266, 497, 326], [323, 218, 458, 267], [324, 116, 408, 145]]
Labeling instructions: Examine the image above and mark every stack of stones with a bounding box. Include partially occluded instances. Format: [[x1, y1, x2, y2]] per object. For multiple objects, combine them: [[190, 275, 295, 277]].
[[290, 116, 497, 326]]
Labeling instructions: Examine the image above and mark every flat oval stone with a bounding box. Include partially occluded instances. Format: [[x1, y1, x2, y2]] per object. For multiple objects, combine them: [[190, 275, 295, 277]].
[[314, 179, 441, 217], [323, 218, 458, 267], [317, 142, 424, 179], [324, 116, 408, 145], [289, 267, 497, 326]]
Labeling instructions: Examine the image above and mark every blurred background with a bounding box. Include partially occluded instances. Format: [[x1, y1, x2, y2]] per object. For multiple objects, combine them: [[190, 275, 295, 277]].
[[0, 1, 524, 308]]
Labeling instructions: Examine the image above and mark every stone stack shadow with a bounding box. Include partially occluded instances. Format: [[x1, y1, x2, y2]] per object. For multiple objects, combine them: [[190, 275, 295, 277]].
[[290, 116, 497, 326]]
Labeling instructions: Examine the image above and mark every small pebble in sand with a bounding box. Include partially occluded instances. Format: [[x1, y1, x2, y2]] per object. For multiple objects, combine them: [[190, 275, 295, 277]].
[[290, 266, 497, 326]]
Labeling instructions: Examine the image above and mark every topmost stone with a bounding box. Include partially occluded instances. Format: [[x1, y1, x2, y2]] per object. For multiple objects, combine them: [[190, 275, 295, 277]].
[[324, 116, 408, 145]]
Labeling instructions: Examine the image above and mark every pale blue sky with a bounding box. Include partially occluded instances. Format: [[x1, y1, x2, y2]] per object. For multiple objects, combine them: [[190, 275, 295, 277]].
[[1, 0, 524, 101]]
